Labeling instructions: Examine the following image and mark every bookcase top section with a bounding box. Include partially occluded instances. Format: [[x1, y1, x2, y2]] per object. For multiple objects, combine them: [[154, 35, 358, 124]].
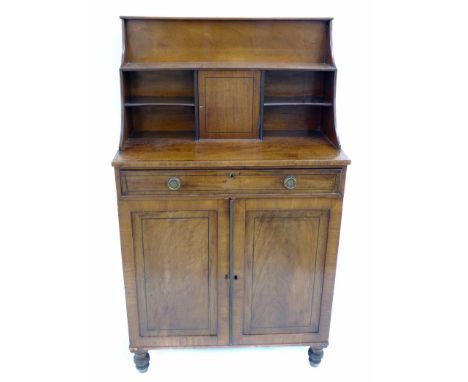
[[121, 18, 335, 70]]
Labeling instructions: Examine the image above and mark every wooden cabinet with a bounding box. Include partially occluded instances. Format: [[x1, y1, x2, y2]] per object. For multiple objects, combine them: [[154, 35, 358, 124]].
[[113, 17, 350, 373]]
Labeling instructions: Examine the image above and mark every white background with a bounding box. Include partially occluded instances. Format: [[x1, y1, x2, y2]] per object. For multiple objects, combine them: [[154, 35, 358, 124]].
[[0, 1, 467, 381]]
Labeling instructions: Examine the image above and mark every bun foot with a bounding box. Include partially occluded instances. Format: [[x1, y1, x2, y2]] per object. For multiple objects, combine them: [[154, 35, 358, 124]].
[[308, 347, 324, 367], [133, 350, 150, 373]]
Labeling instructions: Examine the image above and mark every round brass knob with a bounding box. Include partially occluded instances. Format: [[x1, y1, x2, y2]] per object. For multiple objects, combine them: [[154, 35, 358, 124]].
[[167, 177, 181, 191], [283, 175, 297, 190]]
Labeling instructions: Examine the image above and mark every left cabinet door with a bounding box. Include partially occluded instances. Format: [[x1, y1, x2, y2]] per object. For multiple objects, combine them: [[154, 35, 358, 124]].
[[118, 199, 230, 348]]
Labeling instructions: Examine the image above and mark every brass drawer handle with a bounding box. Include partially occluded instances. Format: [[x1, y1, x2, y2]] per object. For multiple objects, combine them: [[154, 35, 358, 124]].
[[167, 177, 181, 191], [283, 175, 297, 190]]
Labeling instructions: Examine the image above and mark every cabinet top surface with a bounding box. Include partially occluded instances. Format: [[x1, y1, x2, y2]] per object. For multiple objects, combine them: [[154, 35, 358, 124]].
[[112, 136, 350, 169], [120, 16, 334, 20]]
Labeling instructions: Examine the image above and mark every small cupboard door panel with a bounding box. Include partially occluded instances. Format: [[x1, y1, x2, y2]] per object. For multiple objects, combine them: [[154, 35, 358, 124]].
[[198, 70, 261, 139], [232, 198, 342, 345], [118, 199, 229, 348]]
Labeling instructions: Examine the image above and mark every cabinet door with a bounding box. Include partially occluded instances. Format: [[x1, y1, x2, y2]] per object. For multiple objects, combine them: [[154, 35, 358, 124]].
[[231, 198, 342, 345], [198, 70, 261, 139], [118, 199, 230, 348]]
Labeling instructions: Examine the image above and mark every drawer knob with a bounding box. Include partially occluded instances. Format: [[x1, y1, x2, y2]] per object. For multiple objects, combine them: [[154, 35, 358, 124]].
[[167, 177, 181, 191], [283, 175, 297, 190]]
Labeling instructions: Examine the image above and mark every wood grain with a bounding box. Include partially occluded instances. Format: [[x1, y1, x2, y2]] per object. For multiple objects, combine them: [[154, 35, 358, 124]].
[[128, 106, 195, 133], [118, 199, 230, 348], [124, 70, 194, 97], [119, 169, 342, 196], [133, 210, 216, 336], [263, 96, 332, 107], [125, 96, 195, 107], [113, 136, 350, 169], [242, 209, 329, 335], [263, 105, 322, 134], [121, 62, 336, 71], [264, 71, 332, 98], [198, 71, 261, 139], [123, 19, 331, 66], [231, 198, 343, 345]]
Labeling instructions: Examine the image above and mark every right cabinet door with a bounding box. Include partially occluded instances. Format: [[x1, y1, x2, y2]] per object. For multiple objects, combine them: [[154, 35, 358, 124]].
[[231, 198, 343, 345]]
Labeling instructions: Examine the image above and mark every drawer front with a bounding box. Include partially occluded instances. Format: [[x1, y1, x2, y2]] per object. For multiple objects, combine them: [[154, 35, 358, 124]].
[[120, 169, 342, 196]]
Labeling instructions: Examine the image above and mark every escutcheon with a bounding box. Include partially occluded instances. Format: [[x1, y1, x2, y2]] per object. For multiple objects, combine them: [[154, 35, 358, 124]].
[[283, 175, 297, 190], [167, 176, 181, 191]]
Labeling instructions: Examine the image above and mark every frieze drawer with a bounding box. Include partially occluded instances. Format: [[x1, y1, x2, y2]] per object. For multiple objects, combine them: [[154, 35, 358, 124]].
[[119, 169, 342, 196]]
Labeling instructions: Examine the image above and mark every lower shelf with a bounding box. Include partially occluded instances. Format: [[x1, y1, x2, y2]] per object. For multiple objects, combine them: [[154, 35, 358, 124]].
[[264, 96, 333, 107], [125, 130, 196, 147]]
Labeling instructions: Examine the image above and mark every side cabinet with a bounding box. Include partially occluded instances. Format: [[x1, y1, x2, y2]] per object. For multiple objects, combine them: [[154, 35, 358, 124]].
[[118, 199, 230, 348], [231, 198, 342, 346]]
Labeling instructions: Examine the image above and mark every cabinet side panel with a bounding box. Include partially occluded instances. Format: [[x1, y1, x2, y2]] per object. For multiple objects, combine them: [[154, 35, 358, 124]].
[[320, 71, 340, 148]]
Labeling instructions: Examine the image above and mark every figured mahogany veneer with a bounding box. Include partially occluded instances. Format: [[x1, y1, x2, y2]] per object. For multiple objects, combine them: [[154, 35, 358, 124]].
[[113, 17, 349, 373]]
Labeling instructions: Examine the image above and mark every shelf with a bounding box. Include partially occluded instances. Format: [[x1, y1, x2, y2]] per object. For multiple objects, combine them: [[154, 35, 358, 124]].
[[124, 96, 195, 107], [113, 134, 349, 169], [125, 96, 195, 107], [121, 62, 336, 71], [263, 130, 325, 138], [125, 131, 196, 147], [264, 96, 333, 107]]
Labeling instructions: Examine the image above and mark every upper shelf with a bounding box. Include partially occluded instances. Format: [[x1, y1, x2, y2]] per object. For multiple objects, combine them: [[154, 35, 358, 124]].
[[264, 96, 333, 107], [121, 62, 336, 71], [124, 96, 195, 107]]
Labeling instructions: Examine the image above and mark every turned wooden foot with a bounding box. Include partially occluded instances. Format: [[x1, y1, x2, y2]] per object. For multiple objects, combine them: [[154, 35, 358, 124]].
[[308, 347, 324, 367], [133, 350, 150, 373]]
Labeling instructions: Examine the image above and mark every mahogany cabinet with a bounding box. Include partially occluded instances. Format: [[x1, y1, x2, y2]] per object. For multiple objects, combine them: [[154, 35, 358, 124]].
[[113, 17, 350, 372]]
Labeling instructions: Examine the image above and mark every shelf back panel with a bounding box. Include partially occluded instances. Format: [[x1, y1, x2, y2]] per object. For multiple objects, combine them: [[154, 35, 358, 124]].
[[263, 106, 321, 135], [129, 106, 195, 133], [125, 71, 194, 97], [265, 71, 332, 98], [123, 19, 331, 66]]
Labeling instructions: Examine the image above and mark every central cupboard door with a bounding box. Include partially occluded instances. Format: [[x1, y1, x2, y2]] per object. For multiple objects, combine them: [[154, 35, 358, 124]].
[[119, 199, 230, 348], [198, 70, 261, 139], [231, 198, 342, 345]]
